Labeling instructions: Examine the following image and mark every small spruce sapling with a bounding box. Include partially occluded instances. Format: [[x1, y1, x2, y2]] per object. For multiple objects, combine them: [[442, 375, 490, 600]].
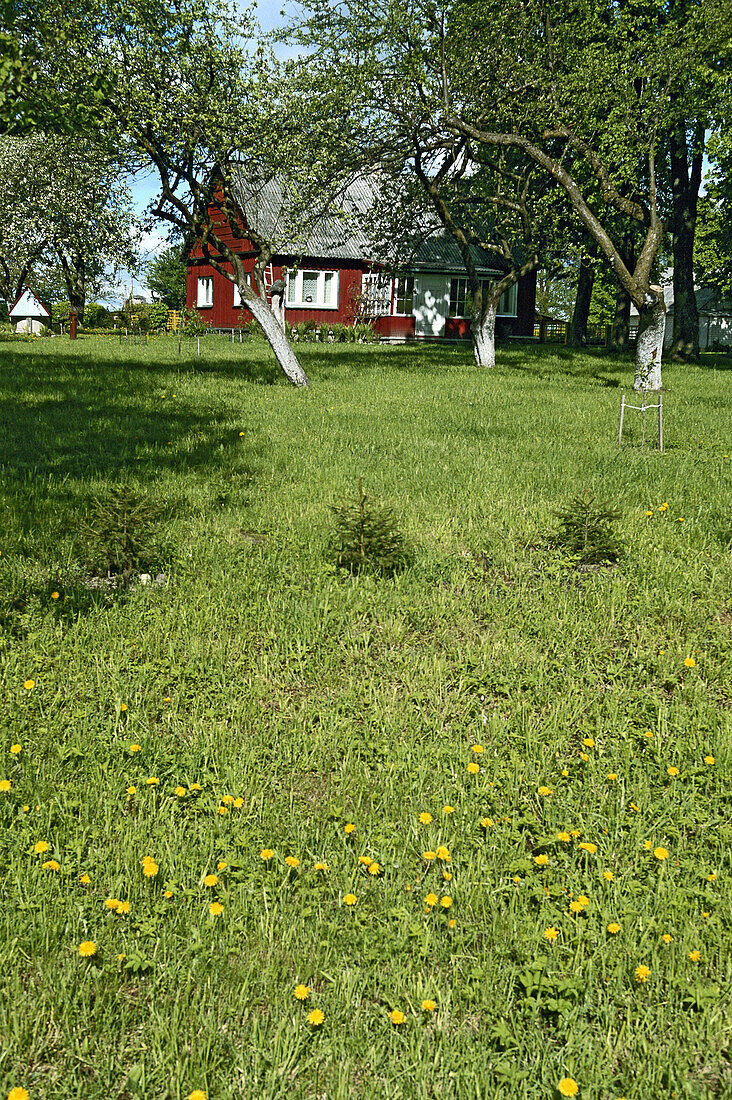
[[80, 484, 164, 584], [552, 491, 623, 565], [330, 479, 409, 576]]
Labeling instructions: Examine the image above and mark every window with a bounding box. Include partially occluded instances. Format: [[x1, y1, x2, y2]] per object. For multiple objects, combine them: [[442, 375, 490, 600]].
[[449, 276, 518, 317], [286, 269, 339, 309], [233, 273, 253, 307], [393, 276, 414, 316], [197, 276, 213, 308], [361, 273, 391, 317]]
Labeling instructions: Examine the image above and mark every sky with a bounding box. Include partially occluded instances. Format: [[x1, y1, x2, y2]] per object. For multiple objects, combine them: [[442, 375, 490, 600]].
[[119, 0, 297, 303]]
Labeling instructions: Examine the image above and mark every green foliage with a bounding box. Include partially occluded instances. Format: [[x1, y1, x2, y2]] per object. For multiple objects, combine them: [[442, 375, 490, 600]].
[[146, 301, 169, 328], [330, 478, 409, 576], [146, 246, 187, 308], [79, 483, 164, 583], [179, 306, 210, 338], [552, 491, 623, 565]]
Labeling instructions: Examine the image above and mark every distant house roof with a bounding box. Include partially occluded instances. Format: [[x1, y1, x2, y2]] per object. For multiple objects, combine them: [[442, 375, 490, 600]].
[[230, 174, 509, 274], [9, 288, 51, 319], [695, 288, 732, 315]]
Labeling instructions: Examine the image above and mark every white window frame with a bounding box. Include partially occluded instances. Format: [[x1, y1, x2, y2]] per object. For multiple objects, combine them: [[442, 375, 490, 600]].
[[233, 273, 253, 308], [448, 275, 518, 318], [197, 276, 213, 308], [392, 276, 415, 317], [286, 269, 339, 309]]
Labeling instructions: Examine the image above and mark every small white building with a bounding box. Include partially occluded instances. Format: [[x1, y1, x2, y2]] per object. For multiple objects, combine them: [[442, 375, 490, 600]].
[[9, 288, 51, 335], [630, 283, 732, 350]]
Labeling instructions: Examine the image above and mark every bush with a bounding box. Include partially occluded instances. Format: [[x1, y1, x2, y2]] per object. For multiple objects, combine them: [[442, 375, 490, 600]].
[[147, 302, 170, 329], [180, 307, 211, 338], [330, 479, 410, 577]]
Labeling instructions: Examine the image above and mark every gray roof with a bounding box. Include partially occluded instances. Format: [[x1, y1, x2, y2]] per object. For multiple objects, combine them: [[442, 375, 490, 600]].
[[230, 173, 507, 274]]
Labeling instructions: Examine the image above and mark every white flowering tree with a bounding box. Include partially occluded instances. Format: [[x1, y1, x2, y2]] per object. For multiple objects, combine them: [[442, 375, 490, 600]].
[[0, 134, 139, 320]]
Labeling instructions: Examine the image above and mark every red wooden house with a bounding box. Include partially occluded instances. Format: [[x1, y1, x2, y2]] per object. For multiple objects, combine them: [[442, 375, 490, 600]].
[[186, 177, 536, 341]]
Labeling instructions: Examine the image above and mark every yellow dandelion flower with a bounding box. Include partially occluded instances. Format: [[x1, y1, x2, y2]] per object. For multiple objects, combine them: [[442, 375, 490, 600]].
[[635, 964, 650, 982], [481, 817, 494, 828], [24, 679, 35, 690], [654, 847, 669, 861], [556, 832, 571, 842], [260, 848, 273, 860], [629, 802, 640, 812], [448, 918, 456, 928], [512, 875, 521, 884], [578, 843, 597, 854], [115, 901, 131, 915], [418, 812, 433, 824], [294, 983, 309, 1000], [78, 941, 97, 958], [104, 897, 121, 910], [561, 768, 569, 777], [34, 841, 50, 854], [368, 862, 381, 876], [442, 805, 454, 814], [358, 855, 373, 866], [119, 703, 128, 712], [662, 934, 672, 944], [645, 509, 654, 516], [127, 786, 137, 795], [576, 895, 589, 907], [582, 737, 595, 748], [538, 786, 553, 796], [208, 902, 224, 916], [233, 797, 244, 808], [284, 856, 299, 869], [307, 1008, 324, 1026], [423, 850, 436, 861], [344, 823, 355, 834], [425, 893, 438, 906], [471, 744, 484, 754], [10, 744, 21, 754], [440, 895, 452, 908], [389, 1009, 405, 1025], [142, 861, 158, 877], [569, 901, 585, 914], [667, 766, 679, 777], [129, 744, 142, 753], [221, 794, 234, 805], [216, 861, 228, 871], [683, 657, 696, 668], [436, 846, 450, 861], [607, 773, 618, 781], [174, 786, 187, 797], [688, 950, 701, 962], [79, 874, 91, 885], [0, 779, 11, 792], [704, 755, 715, 765], [603, 871, 614, 881], [557, 1079, 579, 1098], [145, 776, 159, 786], [579, 752, 589, 762], [188, 1091, 207, 1100], [707, 872, 717, 882], [421, 999, 436, 1012], [8, 1087, 30, 1100], [467, 761, 480, 774], [534, 854, 549, 866], [42, 859, 60, 870], [163, 890, 173, 899], [544, 927, 559, 941], [203, 874, 219, 886], [189, 783, 202, 792], [343, 893, 357, 906], [659, 502, 668, 511], [442, 871, 452, 881], [217, 806, 228, 815], [314, 862, 329, 871], [643, 840, 652, 850], [677, 516, 684, 522], [607, 922, 621, 934]]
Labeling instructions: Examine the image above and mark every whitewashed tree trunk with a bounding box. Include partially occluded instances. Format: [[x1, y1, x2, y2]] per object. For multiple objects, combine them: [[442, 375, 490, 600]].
[[271, 285, 286, 333], [241, 285, 309, 387], [472, 299, 497, 368], [634, 286, 665, 391]]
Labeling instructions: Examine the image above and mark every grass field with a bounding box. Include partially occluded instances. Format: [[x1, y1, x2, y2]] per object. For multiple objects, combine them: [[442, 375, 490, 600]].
[[0, 333, 730, 1100]]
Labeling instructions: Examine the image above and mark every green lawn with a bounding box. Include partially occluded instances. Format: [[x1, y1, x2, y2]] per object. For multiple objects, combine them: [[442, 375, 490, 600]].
[[0, 333, 730, 1100]]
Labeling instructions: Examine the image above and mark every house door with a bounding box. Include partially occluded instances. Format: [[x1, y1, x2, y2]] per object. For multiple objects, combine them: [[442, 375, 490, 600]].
[[414, 276, 448, 337]]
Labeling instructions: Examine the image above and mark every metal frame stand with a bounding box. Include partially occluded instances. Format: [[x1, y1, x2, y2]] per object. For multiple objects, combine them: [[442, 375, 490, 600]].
[[619, 392, 663, 452]]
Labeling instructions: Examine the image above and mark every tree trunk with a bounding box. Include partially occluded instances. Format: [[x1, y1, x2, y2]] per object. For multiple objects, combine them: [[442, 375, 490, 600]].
[[634, 287, 665, 391], [568, 247, 595, 346], [58, 250, 86, 325], [611, 283, 631, 350], [471, 299, 496, 367], [242, 286, 309, 387], [669, 123, 703, 361]]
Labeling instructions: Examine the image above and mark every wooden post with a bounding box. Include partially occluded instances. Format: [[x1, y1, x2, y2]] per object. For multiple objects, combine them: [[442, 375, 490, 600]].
[[69, 308, 78, 340], [618, 394, 626, 444], [658, 393, 664, 453]]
